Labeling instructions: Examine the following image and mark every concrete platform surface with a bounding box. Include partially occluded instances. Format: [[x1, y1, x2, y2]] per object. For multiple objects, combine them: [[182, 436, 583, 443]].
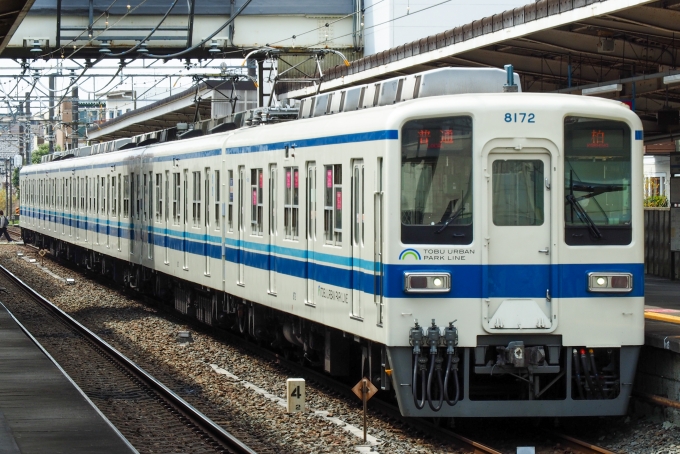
[[0, 303, 136, 454]]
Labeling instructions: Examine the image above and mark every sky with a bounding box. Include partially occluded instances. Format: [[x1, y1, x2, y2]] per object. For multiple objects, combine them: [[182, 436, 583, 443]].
[[0, 0, 532, 118]]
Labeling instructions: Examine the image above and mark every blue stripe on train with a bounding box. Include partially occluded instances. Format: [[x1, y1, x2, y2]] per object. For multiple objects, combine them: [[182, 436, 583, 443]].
[[20, 130, 400, 175], [20, 208, 643, 299]]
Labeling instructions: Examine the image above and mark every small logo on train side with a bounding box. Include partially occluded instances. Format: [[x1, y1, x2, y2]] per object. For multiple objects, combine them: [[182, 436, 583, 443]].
[[399, 249, 421, 261]]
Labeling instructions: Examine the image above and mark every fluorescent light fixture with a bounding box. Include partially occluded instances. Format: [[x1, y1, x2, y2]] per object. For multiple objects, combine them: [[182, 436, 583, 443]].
[[582, 84, 622, 96], [663, 74, 680, 85]]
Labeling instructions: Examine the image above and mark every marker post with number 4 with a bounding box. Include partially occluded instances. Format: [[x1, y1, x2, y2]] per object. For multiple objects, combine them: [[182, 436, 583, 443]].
[[286, 378, 305, 413], [352, 378, 378, 444]]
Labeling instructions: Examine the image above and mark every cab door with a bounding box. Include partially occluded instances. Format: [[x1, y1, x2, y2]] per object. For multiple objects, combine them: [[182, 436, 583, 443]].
[[483, 150, 555, 332]]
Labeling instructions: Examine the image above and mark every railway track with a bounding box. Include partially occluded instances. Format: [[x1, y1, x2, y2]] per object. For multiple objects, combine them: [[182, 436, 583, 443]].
[[6, 242, 620, 454], [6, 225, 21, 242], [164, 294, 618, 454], [0, 262, 262, 454]]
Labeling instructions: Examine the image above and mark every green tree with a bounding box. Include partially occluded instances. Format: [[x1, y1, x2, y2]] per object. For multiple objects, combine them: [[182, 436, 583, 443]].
[[30, 143, 61, 165], [12, 168, 18, 195]]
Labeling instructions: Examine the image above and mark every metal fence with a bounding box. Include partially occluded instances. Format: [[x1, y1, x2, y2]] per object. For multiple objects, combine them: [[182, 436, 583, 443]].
[[644, 208, 679, 279]]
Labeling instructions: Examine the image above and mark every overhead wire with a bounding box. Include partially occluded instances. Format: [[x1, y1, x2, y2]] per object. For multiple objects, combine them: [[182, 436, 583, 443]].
[[39, 0, 121, 59], [265, 0, 386, 47], [142, 0, 254, 59], [62, 0, 150, 60], [305, 0, 453, 49], [107, 0, 181, 57]]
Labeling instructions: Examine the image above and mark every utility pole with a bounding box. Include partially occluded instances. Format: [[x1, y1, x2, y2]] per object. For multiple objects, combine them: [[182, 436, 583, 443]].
[[48, 75, 55, 153], [71, 86, 79, 150], [25, 92, 31, 165]]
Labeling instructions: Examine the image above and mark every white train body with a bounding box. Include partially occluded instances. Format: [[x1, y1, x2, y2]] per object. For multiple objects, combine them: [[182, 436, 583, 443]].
[[20, 67, 644, 417]]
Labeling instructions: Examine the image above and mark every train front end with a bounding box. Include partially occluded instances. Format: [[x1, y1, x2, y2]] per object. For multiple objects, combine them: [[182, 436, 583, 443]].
[[383, 93, 644, 417]]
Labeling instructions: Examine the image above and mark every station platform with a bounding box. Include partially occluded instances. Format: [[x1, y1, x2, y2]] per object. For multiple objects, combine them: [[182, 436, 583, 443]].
[[643, 275, 680, 351], [0, 303, 136, 453], [634, 275, 680, 423]]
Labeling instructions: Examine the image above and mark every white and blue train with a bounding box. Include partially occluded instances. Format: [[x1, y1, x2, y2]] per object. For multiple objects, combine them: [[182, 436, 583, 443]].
[[20, 66, 644, 417]]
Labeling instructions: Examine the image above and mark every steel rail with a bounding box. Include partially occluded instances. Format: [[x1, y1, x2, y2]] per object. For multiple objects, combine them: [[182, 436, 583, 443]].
[[542, 430, 618, 454], [0, 263, 257, 454]]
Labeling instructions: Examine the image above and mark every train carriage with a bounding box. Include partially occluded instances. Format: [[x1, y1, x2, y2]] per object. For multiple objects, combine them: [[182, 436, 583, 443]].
[[20, 66, 644, 417]]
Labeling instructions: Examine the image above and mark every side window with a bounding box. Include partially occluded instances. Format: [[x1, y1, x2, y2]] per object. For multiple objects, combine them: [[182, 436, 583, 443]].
[[136, 173, 141, 221], [143, 173, 148, 221], [324, 164, 342, 245], [284, 167, 299, 240], [111, 176, 117, 216], [101, 176, 106, 215], [80, 178, 85, 212], [192, 171, 201, 227], [123, 175, 130, 218], [155, 173, 162, 222], [147, 171, 153, 222], [172, 172, 180, 224], [204, 168, 210, 228], [228, 170, 234, 232], [164, 171, 169, 222], [251, 168, 263, 236], [214, 170, 220, 229]]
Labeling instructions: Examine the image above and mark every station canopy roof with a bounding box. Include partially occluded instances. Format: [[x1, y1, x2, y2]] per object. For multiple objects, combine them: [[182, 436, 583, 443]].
[[284, 0, 680, 145], [0, 0, 34, 55]]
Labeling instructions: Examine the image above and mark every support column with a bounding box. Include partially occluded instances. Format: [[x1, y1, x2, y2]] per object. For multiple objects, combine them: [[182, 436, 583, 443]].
[[71, 86, 79, 150], [48, 75, 55, 153]]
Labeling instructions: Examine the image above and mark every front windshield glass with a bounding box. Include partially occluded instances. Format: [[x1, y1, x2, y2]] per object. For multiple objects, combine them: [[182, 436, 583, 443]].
[[564, 117, 631, 245], [401, 116, 472, 244]]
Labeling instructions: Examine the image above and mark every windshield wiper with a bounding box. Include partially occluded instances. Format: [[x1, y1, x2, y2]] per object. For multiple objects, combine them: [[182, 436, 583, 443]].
[[571, 182, 624, 199], [435, 206, 464, 234], [566, 194, 602, 239]]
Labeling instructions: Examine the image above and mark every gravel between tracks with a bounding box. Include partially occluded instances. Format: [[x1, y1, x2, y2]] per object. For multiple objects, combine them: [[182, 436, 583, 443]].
[[0, 245, 465, 454], [3, 244, 680, 453]]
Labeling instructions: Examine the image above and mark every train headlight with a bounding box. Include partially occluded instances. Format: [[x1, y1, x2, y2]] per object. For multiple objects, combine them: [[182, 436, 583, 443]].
[[588, 272, 633, 293], [404, 273, 450, 293]]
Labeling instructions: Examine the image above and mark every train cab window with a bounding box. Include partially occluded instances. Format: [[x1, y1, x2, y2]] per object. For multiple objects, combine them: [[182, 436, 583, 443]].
[[251, 168, 263, 236], [228, 170, 234, 232], [401, 116, 473, 244], [564, 117, 631, 245], [284, 167, 299, 240], [123, 175, 130, 218], [324, 164, 342, 245], [192, 171, 201, 227]]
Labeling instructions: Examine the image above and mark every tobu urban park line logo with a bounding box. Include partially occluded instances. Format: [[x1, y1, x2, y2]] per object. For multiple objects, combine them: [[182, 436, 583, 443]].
[[399, 249, 421, 261]]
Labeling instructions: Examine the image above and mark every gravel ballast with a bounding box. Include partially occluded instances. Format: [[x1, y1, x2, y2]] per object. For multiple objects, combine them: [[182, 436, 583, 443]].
[[2, 244, 680, 453]]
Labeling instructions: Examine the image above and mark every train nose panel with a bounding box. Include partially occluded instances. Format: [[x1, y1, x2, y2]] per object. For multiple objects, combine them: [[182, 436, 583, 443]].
[[486, 299, 551, 329]]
